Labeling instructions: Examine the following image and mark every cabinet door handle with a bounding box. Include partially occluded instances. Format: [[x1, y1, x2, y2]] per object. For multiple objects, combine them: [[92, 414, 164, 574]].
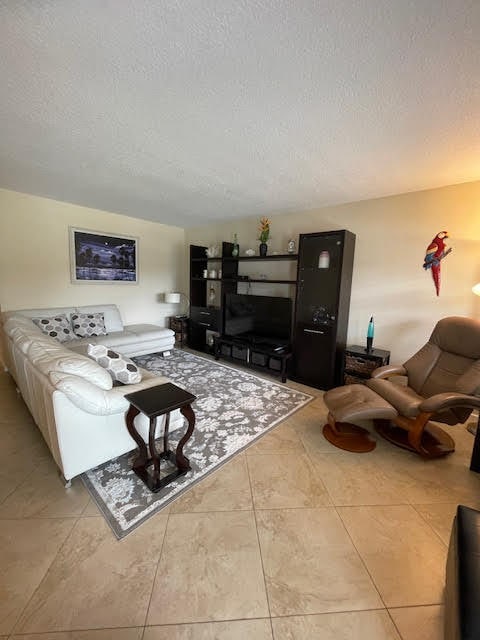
[[304, 328, 325, 335], [198, 322, 211, 327], [199, 311, 210, 315]]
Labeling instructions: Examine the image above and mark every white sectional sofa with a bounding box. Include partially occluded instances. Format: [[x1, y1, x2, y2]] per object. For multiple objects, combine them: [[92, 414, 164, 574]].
[[1, 304, 180, 482]]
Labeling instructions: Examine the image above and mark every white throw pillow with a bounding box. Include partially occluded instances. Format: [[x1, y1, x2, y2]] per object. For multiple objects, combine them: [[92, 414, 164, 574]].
[[32, 314, 77, 343], [71, 312, 107, 338], [87, 343, 142, 384]]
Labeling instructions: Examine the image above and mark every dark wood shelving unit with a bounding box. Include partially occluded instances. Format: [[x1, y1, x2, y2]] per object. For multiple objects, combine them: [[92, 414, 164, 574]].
[[189, 242, 238, 353], [189, 243, 297, 357], [222, 254, 298, 262], [290, 230, 356, 390], [222, 278, 297, 284], [189, 236, 356, 389]]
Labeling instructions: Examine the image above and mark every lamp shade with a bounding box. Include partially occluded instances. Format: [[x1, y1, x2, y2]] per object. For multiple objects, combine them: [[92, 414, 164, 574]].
[[165, 292, 181, 304], [473, 283, 480, 297]]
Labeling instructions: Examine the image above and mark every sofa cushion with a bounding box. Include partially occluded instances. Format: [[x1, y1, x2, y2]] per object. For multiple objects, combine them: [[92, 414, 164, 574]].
[[49, 369, 166, 415], [87, 344, 142, 384], [76, 304, 124, 333], [3, 316, 44, 353], [78, 331, 140, 348], [32, 314, 78, 343], [49, 372, 130, 415], [6, 307, 76, 321], [71, 312, 107, 338], [3, 314, 42, 337], [27, 339, 114, 390], [124, 324, 175, 343]]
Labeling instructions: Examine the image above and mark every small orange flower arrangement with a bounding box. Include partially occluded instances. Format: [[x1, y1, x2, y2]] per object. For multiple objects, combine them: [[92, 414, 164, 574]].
[[258, 216, 270, 243]]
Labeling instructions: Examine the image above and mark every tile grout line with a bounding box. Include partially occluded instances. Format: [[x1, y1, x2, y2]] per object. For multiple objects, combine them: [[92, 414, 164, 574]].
[[7, 511, 82, 636], [244, 452, 275, 636], [330, 502, 389, 611], [140, 504, 172, 639]]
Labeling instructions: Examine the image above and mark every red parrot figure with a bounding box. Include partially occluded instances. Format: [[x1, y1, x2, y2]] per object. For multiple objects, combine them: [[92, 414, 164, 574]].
[[423, 231, 452, 296]]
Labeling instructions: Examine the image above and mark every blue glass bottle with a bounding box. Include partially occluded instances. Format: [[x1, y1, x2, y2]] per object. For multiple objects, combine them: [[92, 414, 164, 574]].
[[366, 316, 374, 353]]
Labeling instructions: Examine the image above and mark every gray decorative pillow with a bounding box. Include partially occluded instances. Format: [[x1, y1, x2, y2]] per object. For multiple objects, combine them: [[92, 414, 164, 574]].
[[87, 343, 142, 384], [32, 314, 77, 343], [71, 312, 107, 338]]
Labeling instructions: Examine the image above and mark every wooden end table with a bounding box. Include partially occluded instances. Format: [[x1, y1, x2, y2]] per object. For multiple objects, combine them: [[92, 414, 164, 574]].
[[124, 383, 196, 492]]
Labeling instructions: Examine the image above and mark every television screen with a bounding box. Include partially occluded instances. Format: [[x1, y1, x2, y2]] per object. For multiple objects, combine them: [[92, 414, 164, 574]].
[[224, 293, 292, 343]]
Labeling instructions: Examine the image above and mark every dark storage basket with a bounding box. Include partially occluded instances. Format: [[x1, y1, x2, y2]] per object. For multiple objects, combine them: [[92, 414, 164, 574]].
[[345, 354, 379, 376], [232, 345, 248, 361], [268, 357, 282, 371], [251, 351, 268, 366], [220, 344, 232, 357]]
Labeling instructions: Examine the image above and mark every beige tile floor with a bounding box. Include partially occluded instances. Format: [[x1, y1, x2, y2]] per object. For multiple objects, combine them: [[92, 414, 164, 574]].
[[1, 367, 479, 639]]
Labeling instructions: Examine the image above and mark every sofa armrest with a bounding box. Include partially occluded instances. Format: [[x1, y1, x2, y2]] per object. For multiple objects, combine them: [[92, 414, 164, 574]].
[[370, 364, 407, 379], [49, 370, 169, 416]]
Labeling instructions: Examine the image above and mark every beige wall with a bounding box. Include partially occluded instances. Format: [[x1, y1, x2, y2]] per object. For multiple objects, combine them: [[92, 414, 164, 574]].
[[186, 180, 480, 363], [2, 182, 479, 366], [0, 189, 187, 326]]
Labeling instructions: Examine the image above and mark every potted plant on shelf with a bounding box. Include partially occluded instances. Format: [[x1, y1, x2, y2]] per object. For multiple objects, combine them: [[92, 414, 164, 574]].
[[258, 217, 270, 256]]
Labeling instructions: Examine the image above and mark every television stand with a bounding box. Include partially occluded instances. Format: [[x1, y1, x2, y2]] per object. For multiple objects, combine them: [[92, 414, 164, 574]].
[[213, 335, 292, 383]]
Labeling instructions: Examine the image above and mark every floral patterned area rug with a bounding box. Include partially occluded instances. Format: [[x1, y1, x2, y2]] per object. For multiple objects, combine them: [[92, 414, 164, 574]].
[[81, 349, 313, 539]]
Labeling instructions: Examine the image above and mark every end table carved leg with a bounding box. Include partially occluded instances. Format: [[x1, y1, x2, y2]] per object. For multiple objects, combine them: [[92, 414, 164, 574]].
[[176, 403, 196, 472], [126, 405, 148, 467], [163, 412, 171, 455], [148, 417, 161, 486]]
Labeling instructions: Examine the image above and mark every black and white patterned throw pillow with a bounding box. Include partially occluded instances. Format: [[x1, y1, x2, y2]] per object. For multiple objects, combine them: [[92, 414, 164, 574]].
[[87, 343, 142, 384], [71, 312, 107, 338], [32, 314, 77, 343]]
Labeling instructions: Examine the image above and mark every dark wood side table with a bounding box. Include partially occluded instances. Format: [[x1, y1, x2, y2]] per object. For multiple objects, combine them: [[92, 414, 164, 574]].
[[169, 316, 189, 346], [344, 345, 390, 384], [124, 383, 196, 492]]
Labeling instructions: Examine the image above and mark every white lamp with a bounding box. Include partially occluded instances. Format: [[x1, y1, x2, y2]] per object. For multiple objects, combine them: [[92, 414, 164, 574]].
[[473, 283, 480, 297], [164, 292, 189, 317]]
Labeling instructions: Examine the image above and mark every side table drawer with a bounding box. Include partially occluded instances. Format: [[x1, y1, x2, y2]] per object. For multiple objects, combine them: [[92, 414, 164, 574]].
[[190, 306, 221, 330], [345, 354, 381, 377], [344, 344, 390, 384], [344, 373, 368, 385]]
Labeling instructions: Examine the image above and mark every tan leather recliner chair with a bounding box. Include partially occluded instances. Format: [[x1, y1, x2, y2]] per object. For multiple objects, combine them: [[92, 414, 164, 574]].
[[367, 316, 480, 457], [323, 316, 480, 458]]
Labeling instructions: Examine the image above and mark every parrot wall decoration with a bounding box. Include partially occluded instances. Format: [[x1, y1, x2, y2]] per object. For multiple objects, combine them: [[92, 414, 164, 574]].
[[423, 231, 452, 296]]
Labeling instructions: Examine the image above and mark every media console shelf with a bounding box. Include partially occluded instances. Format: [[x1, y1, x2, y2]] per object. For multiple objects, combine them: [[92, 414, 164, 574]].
[[213, 335, 292, 383], [189, 243, 297, 355], [189, 233, 355, 389]]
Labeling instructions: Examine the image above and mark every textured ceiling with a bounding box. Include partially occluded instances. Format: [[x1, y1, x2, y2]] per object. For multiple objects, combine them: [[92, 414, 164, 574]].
[[0, 1, 479, 227]]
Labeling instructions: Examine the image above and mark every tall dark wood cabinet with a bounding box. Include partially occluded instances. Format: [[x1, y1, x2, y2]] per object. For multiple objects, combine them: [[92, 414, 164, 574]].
[[291, 230, 355, 390], [189, 242, 237, 352]]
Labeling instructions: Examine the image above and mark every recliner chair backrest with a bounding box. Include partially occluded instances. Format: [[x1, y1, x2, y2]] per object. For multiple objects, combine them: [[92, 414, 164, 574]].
[[403, 317, 480, 423]]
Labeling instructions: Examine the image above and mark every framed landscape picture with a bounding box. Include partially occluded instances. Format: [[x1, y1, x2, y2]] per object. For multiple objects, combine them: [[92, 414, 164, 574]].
[[70, 228, 138, 284]]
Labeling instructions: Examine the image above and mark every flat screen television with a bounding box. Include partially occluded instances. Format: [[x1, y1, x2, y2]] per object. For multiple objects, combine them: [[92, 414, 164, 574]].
[[223, 293, 292, 345]]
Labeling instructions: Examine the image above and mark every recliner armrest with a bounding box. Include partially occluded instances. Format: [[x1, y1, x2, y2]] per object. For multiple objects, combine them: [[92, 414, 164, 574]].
[[420, 392, 480, 414], [370, 364, 407, 379]]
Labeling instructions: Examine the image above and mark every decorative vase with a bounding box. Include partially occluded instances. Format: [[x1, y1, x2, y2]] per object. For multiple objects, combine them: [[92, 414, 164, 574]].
[[232, 233, 239, 257], [366, 316, 374, 353], [259, 242, 268, 257]]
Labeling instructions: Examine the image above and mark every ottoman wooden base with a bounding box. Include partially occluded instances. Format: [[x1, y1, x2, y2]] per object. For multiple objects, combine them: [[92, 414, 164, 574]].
[[323, 421, 376, 453]]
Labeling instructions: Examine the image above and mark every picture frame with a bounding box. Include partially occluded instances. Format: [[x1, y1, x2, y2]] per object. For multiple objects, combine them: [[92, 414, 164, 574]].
[[69, 227, 138, 284]]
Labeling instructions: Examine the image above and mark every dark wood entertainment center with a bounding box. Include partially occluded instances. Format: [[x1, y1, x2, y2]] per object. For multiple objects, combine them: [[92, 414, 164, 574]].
[[188, 230, 355, 389]]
